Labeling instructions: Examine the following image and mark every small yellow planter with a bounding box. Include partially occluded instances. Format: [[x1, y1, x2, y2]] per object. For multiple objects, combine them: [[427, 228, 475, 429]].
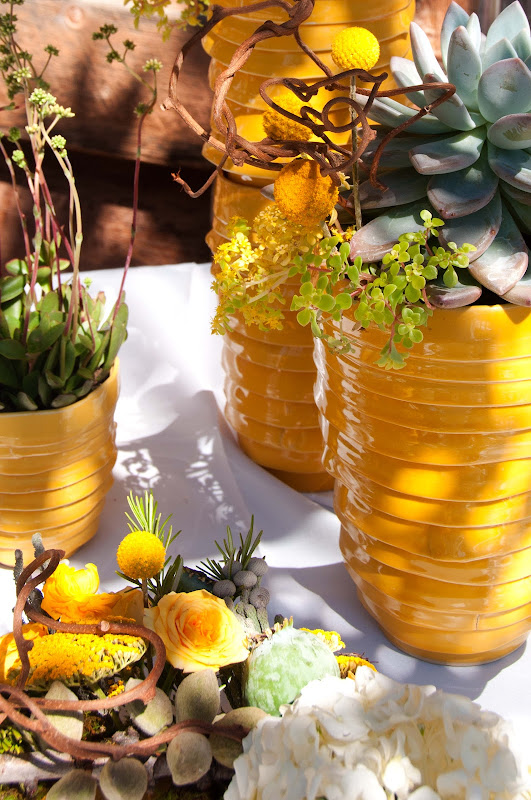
[[315, 306, 531, 664], [0, 364, 119, 567]]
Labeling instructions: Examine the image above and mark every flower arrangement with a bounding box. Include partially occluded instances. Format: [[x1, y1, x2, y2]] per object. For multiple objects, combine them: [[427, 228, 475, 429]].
[[0, 2, 160, 411], [161, 0, 531, 370], [0, 491, 529, 799]]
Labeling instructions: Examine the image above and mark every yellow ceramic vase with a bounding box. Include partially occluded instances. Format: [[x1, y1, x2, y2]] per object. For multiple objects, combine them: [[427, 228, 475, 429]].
[[210, 175, 332, 491], [0, 365, 119, 567], [205, 2, 413, 489], [314, 306, 531, 664]]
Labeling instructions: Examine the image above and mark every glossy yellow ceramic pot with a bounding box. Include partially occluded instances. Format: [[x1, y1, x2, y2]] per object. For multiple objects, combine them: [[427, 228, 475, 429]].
[[209, 174, 332, 491], [205, 1, 413, 490], [314, 306, 531, 664], [0, 364, 119, 567]]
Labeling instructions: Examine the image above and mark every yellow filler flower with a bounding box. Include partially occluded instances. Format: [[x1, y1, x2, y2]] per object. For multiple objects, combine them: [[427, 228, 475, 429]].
[[331, 26, 380, 71], [117, 530, 166, 580], [262, 91, 312, 142], [6, 632, 147, 690], [274, 159, 338, 228]]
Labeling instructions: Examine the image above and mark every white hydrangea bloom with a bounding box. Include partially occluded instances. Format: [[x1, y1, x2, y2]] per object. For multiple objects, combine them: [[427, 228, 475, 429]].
[[225, 669, 531, 800]]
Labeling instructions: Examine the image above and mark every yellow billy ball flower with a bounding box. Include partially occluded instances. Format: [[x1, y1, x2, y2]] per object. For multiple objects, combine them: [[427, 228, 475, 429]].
[[117, 530, 166, 580], [262, 92, 312, 142], [331, 26, 380, 71], [274, 159, 339, 228]]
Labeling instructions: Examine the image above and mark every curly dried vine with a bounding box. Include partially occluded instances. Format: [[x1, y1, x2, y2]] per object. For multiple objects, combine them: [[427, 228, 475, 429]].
[[162, 0, 456, 196]]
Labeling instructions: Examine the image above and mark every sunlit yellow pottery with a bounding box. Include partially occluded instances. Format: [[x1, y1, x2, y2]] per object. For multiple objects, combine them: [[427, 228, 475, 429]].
[[210, 4, 415, 52], [314, 306, 531, 664], [217, 0, 413, 25], [0, 364, 119, 567], [209, 174, 332, 491], [205, 2, 413, 491]]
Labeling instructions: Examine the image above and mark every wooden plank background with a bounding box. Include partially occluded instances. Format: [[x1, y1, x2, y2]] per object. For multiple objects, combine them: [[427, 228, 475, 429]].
[[0, 0, 498, 270]]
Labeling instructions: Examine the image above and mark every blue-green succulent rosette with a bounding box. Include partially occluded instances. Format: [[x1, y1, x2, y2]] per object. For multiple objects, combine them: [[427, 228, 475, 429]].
[[352, 1, 531, 308]]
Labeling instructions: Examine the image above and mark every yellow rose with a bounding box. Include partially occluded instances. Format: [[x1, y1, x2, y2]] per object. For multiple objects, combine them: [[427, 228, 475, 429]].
[[42, 561, 143, 624], [0, 623, 49, 683], [143, 590, 249, 672]]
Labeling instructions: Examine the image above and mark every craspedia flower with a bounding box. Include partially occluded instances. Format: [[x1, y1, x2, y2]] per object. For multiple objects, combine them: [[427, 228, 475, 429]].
[[274, 159, 338, 228], [331, 26, 380, 72], [116, 530, 166, 580], [262, 92, 312, 142]]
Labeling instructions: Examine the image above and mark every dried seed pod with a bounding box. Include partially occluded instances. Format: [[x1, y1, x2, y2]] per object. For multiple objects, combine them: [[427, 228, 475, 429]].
[[212, 579, 237, 599], [249, 587, 271, 609], [233, 570, 258, 589], [247, 557, 269, 578]]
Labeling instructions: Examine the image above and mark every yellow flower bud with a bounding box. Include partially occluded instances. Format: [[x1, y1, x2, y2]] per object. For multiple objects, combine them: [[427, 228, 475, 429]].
[[274, 159, 338, 228], [331, 26, 380, 72], [117, 530, 166, 580], [262, 92, 312, 142]]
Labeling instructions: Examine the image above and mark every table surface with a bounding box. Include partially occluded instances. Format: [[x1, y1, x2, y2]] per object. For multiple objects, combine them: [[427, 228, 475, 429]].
[[2, 263, 530, 745]]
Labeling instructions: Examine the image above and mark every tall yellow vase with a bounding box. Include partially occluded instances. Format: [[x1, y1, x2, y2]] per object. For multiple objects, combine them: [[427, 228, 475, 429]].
[[0, 365, 119, 567], [314, 307, 531, 664], [205, 0, 414, 490]]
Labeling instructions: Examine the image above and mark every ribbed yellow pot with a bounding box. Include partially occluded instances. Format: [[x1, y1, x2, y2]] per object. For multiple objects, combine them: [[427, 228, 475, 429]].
[[204, 1, 413, 489], [0, 364, 119, 567], [209, 175, 332, 491], [314, 306, 531, 664]]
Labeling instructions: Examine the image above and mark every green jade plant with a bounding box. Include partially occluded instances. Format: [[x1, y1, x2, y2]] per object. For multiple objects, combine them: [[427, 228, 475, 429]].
[[0, 6, 161, 411]]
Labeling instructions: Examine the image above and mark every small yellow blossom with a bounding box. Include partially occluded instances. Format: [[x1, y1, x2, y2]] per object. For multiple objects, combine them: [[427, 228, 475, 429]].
[[274, 159, 339, 228], [116, 530, 166, 580], [300, 628, 345, 653], [6, 632, 147, 690], [331, 26, 380, 72], [262, 92, 312, 142], [211, 207, 323, 334], [337, 654, 377, 679], [41, 561, 143, 624], [107, 679, 125, 698], [0, 623, 49, 683]]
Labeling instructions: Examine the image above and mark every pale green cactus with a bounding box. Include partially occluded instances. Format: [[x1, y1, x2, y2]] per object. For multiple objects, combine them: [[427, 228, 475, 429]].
[[352, 1, 531, 307]]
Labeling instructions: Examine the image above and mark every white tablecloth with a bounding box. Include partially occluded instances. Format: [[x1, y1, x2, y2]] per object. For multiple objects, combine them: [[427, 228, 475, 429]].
[[2, 263, 530, 744]]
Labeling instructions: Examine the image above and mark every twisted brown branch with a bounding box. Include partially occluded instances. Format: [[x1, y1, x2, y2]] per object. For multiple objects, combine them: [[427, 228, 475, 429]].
[[162, 0, 457, 199]]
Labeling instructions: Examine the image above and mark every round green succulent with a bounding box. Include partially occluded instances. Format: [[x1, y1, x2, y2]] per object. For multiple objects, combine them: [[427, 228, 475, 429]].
[[352, 0, 531, 307], [242, 626, 340, 716]]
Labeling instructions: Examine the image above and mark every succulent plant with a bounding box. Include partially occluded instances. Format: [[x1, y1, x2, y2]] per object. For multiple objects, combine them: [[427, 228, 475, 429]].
[[352, 0, 531, 307], [242, 626, 340, 716]]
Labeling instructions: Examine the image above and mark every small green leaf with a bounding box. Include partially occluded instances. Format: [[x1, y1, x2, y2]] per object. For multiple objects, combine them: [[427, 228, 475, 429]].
[[334, 292, 352, 310], [40, 290, 60, 314], [27, 322, 65, 354], [0, 339, 25, 359], [4, 258, 27, 276], [50, 393, 77, 408], [317, 294, 335, 312], [0, 274, 25, 303], [297, 308, 311, 326], [16, 391, 38, 411]]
